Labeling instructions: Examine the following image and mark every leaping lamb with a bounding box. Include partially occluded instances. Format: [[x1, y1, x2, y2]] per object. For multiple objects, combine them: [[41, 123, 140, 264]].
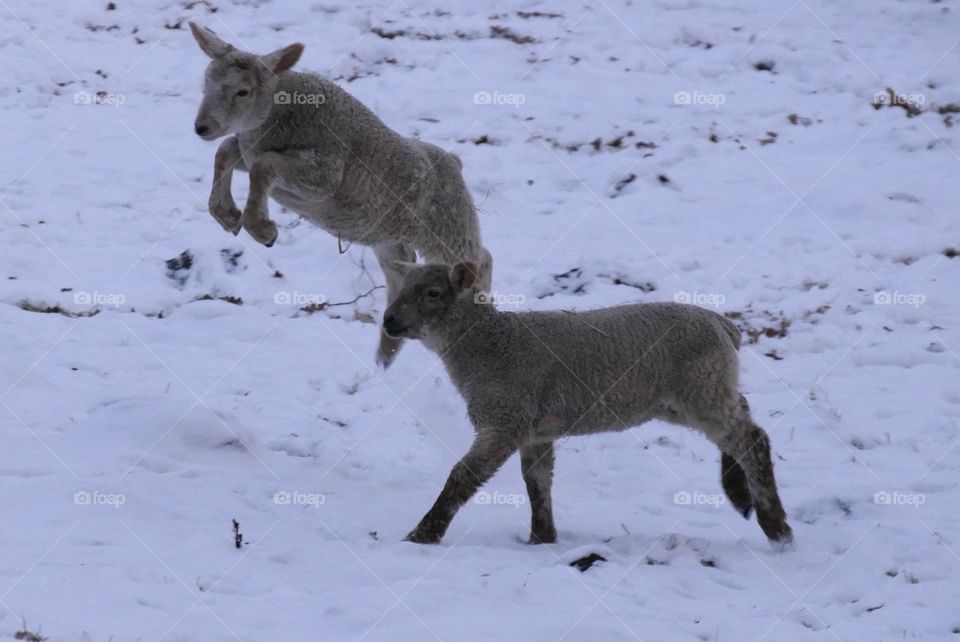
[[189, 22, 493, 366]]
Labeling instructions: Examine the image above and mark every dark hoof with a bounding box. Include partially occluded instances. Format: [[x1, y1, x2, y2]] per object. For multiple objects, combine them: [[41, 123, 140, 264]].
[[738, 505, 753, 519], [768, 528, 794, 552], [259, 227, 278, 247], [405, 529, 441, 545], [527, 531, 557, 545]]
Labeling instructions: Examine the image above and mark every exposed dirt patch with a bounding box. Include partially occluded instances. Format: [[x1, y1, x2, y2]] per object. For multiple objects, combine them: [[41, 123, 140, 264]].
[[569, 553, 606, 571], [16, 301, 100, 318], [490, 25, 536, 44], [528, 130, 657, 154]]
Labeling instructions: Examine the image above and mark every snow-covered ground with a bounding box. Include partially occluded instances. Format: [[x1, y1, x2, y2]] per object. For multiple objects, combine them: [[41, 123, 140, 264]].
[[1, 0, 959, 639]]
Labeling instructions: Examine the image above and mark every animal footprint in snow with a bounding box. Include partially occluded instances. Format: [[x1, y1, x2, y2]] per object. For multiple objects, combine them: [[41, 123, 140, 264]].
[[165, 250, 194, 289], [220, 248, 246, 274]]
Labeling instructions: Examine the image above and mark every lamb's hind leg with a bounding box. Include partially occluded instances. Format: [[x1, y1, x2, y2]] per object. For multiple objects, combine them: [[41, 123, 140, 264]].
[[520, 441, 557, 544], [711, 397, 792, 548], [374, 242, 417, 368], [721, 452, 753, 518]]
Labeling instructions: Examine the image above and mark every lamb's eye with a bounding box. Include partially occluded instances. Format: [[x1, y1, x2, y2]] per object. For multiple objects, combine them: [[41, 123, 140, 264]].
[[236, 89, 249, 97], [427, 287, 442, 299]]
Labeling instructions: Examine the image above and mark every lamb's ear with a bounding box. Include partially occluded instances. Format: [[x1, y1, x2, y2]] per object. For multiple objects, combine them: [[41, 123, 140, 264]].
[[449, 262, 478, 292], [261, 43, 304, 74], [387, 260, 418, 278], [189, 22, 233, 59]]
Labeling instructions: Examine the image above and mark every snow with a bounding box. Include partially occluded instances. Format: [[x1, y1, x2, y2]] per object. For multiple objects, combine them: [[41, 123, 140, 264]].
[[1, 0, 959, 639]]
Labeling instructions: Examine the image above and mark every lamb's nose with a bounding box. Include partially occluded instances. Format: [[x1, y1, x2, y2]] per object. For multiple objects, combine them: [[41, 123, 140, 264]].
[[383, 314, 406, 336], [195, 124, 210, 136]]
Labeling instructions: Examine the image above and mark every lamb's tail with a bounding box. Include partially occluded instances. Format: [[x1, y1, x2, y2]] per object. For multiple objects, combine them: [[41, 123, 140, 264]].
[[719, 316, 742, 350]]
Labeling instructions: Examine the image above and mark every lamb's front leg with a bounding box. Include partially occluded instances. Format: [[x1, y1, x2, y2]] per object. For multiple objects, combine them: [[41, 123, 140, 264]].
[[243, 151, 341, 247], [208, 136, 246, 235], [406, 433, 517, 544], [244, 155, 281, 247], [521, 441, 557, 544]]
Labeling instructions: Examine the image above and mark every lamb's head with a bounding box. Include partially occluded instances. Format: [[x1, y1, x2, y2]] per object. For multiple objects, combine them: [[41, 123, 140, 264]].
[[189, 22, 303, 141], [382, 262, 479, 340]]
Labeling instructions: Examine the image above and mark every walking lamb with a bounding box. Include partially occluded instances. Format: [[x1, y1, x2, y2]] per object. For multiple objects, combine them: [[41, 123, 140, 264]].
[[382, 261, 793, 549], [189, 23, 493, 366]]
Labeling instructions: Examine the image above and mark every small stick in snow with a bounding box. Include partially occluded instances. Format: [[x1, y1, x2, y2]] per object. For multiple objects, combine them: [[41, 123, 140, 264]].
[[232, 519, 243, 549]]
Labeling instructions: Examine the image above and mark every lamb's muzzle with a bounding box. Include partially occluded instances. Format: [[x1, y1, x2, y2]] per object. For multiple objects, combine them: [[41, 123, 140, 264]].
[[382, 313, 408, 339]]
